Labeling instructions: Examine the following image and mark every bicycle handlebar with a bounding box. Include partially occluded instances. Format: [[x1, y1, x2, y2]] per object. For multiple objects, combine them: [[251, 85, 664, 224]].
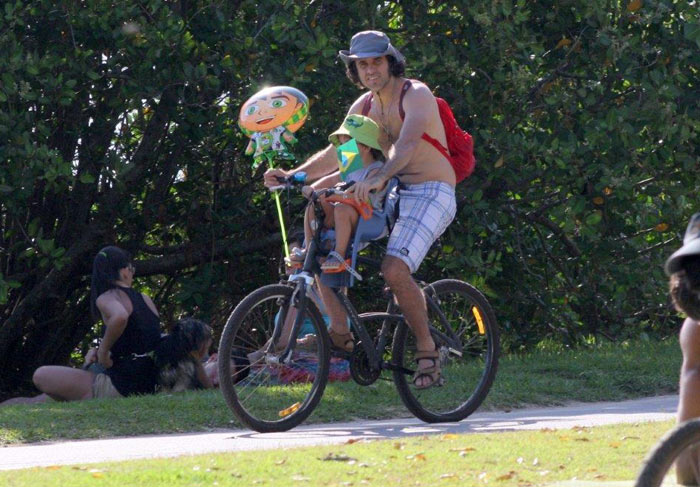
[[268, 172, 373, 220], [268, 171, 308, 192]]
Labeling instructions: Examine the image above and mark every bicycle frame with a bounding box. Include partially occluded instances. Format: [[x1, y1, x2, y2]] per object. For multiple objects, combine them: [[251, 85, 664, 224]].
[[332, 284, 464, 374], [268, 179, 464, 373]]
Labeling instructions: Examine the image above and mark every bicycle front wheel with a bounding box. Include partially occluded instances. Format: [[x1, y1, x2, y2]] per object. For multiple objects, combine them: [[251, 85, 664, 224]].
[[392, 279, 499, 423], [218, 284, 330, 432], [636, 419, 700, 487]]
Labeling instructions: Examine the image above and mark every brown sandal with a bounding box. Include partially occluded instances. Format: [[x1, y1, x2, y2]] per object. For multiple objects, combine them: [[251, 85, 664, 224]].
[[329, 329, 355, 353], [413, 349, 444, 390]]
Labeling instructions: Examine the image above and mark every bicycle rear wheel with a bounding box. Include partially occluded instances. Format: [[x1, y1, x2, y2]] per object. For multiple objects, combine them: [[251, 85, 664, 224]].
[[218, 283, 330, 432], [392, 279, 499, 423], [636, 419, 700, 487]]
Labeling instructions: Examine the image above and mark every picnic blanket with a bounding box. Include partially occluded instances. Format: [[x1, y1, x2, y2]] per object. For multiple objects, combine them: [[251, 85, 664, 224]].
[[243, 352, 350, 386]]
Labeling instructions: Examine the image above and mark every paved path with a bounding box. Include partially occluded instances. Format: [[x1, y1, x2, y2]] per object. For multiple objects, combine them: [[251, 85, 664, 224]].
[[0, 395, 678, 471]]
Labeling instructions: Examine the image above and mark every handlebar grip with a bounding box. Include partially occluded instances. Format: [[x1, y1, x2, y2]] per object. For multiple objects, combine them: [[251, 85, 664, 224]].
[[273, 171, 307, 187], [292, 171, 307, 183]]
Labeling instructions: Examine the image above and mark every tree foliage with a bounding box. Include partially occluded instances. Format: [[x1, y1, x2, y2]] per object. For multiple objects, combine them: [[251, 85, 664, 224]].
[[0, 0, 697, 397]]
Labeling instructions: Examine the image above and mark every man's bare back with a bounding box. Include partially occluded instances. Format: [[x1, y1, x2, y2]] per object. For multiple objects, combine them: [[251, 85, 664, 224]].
[[348, 77, 456, 186]]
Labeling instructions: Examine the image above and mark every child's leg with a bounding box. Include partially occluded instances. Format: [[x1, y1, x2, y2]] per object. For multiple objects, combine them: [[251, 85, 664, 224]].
[[331, 204, 359, 258], [304, 200, 336, 244], [320, 198, 336, 229], [303, 203, 315, 246]]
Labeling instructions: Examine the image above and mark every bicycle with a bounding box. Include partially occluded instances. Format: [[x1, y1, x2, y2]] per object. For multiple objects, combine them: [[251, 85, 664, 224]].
[[636, 419, 700, 487], [218, 173, 500, 433]]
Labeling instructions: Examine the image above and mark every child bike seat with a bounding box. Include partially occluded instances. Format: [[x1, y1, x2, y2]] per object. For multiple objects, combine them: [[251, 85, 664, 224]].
[[320, 178, 400, 289]]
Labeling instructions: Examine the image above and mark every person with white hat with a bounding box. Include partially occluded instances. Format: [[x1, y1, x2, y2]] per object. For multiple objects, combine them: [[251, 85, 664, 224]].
[[265, 30, 456, 389], [666, 213, 700, 484]]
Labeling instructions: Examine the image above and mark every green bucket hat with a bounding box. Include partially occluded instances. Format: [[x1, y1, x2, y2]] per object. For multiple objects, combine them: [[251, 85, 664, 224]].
[[328, 114, 382, 150]]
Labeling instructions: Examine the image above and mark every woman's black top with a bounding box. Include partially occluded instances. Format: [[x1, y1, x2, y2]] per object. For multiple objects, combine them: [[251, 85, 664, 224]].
[[104, 286, 161, 396]]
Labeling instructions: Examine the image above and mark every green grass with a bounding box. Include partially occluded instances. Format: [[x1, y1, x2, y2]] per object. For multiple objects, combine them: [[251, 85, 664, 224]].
[[0, 338, 681, 445], [0, 420, 676, 486]]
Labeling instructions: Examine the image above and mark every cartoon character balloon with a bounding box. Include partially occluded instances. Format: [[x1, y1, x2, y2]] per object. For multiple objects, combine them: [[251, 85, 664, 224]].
[[238, 86, 309, 169]]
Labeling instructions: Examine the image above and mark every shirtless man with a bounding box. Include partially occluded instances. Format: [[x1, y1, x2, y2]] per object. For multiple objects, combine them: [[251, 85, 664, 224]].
[[264, 30, 457, 388]]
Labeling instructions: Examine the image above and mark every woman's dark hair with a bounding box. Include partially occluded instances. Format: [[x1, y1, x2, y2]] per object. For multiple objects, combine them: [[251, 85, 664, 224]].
[[345, 55, 406, 89], [669, 255, 700, 320], [90, 246, 131, 321]]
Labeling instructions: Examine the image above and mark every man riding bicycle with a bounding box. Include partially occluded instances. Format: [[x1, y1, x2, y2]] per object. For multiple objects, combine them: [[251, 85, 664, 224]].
[[264, 30, 457, 389]]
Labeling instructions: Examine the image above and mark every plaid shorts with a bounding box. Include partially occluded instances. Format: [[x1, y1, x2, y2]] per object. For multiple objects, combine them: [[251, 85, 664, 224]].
[[386, 181, 456, 273]]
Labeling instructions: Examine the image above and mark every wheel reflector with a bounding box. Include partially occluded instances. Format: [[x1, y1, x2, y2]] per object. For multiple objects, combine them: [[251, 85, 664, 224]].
[[472, 307, 485, 335], [279, 402, 301, 418]]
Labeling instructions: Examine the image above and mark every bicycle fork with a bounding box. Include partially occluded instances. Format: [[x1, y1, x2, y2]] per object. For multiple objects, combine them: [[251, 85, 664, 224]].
[[270, 273, 314, 364]]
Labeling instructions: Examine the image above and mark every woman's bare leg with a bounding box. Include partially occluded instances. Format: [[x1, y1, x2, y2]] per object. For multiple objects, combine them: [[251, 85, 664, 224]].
[[33, 366, 96, 402], [0, 394, 50, 406]]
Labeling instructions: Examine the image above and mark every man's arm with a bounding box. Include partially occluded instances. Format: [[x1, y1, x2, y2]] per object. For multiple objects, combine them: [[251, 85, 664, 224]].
[[263, 144, 338, 188], [311, 170, 341, 190]]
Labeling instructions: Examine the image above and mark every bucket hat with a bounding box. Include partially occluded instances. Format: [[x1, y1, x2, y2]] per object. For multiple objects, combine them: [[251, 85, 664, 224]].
[[328, 114, 382, 150], [665, 213, 700, 275], [339, 30, 405, 65]]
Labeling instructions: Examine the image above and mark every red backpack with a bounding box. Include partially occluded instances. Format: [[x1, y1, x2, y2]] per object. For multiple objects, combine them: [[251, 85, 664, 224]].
[[362, 80, 476, 183]]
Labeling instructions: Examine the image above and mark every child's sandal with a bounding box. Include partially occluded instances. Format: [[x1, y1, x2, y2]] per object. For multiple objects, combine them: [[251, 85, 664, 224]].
[[321, 251, 350, 274], [412, 349, 444, 390], [321, 251, 363, 281]]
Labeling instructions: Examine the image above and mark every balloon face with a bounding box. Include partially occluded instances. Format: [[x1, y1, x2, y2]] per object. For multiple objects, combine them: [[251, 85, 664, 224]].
[[238, 86, 308, 134]]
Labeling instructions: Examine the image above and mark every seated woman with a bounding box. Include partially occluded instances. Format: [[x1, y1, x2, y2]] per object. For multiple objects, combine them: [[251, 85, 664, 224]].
[[2, 246, 162, 405]]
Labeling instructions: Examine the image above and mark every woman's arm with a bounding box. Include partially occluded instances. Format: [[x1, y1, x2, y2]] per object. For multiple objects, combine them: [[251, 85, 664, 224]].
[[96, 294, 130, 368]]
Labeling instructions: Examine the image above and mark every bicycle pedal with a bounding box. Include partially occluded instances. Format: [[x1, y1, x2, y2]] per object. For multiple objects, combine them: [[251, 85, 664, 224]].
[[447, 347, 462, 358]]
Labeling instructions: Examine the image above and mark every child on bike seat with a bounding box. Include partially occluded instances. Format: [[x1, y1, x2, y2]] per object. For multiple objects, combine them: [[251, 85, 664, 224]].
[[286, 114, 386, 274]]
